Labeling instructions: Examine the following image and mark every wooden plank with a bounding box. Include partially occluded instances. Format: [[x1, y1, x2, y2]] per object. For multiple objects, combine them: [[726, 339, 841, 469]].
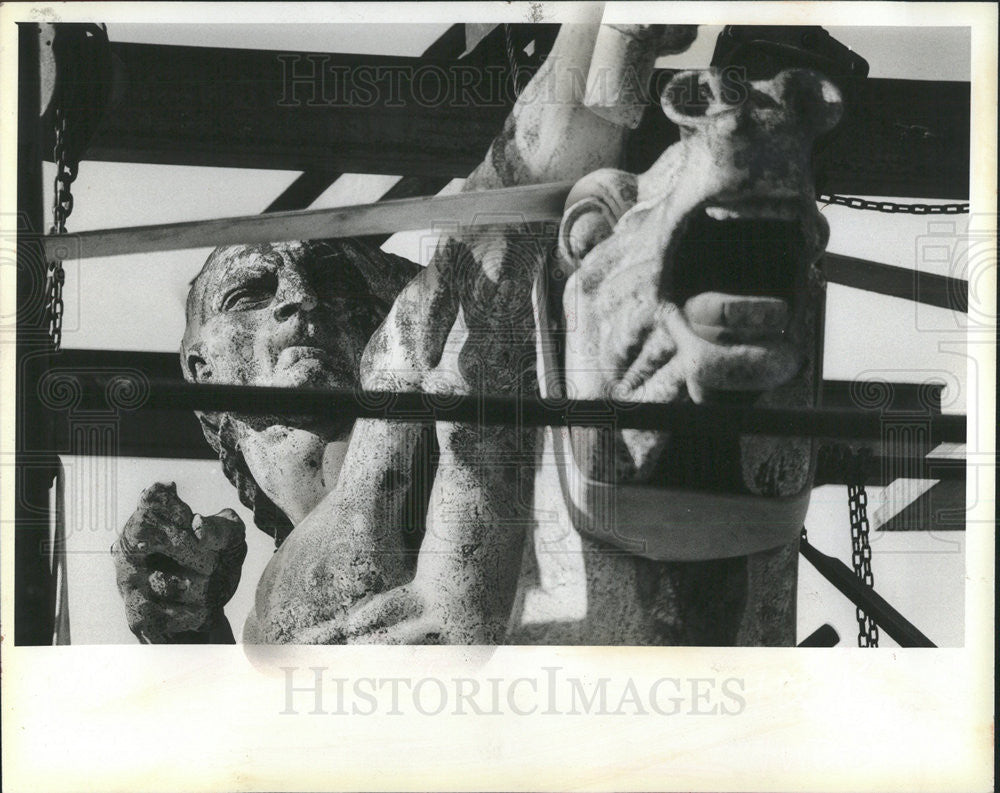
[[45, 181, 574, 260], [42, 179, 972, 317], [359, 175, 454, 248], [876, 479, 966, 530], [71, 40, 969, 199]]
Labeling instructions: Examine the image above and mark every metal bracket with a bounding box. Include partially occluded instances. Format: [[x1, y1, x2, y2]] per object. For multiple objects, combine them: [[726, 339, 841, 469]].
[[39, 23, 114, 166]]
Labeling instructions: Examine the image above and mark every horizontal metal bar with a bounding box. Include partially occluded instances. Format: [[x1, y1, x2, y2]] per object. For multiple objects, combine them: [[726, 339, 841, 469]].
[[799, 536, 937, 647], [76, 41, 969, 198], [814, 455, 967, 485], [46, 351, 962, 469], [824, 252, 968, 313], [49, 350, 949, 415], [59, 374, 967, 442], [44, 181, 573, 260]]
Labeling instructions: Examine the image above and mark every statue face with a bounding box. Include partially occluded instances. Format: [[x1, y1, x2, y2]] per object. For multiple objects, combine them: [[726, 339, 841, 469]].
[[184, 242, 384, 392], [558, 69, 841, 491]]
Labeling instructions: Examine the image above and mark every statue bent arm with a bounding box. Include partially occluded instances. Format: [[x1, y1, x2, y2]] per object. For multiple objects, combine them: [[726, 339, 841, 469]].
[[249, 23, 698, 644]]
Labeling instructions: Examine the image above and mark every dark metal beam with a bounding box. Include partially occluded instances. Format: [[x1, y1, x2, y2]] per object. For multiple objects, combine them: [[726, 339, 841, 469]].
[[16, 23, 57, 646], [263, 25, 470, 215], [263, 169, 343, 213], [76, 39, 969, 199], [84, 43, 512, 176], [43, 371, 968, 444], [824, 252, 968, 313], [799, 536, 937, 647], [50, 351, 963, 481]]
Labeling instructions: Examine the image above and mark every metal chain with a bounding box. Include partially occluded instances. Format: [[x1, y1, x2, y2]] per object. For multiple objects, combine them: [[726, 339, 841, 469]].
[[45, 105, 78, 351], [847, 449, 879, 647], [818, 194, 969, 214]]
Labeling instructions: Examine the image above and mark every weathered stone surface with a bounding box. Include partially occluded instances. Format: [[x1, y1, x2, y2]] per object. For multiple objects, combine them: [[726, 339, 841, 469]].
[[509, 67, 840, 644], [113, 25, 836, 647], [112, 481, 246, 642]]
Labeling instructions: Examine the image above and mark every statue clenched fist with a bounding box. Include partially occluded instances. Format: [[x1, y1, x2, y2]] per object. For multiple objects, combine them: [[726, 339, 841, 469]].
[[112, 482, 247, 643]]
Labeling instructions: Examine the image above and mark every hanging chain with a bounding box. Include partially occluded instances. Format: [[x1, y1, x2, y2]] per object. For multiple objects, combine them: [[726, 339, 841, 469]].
[[817, 194, 969, 214], [847, 448, 879, 647], [45, 104, 78, 352]]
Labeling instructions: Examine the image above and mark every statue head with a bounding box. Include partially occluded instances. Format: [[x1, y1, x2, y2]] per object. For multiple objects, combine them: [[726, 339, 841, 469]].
[[181, 238, 420, 542], [556, 68, 842, 492]]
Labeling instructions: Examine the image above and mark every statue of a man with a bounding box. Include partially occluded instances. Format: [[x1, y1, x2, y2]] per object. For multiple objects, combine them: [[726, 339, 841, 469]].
[[112, 23, 836, 645], [112, 238, 421, 642], [112, 23, 701, 643]]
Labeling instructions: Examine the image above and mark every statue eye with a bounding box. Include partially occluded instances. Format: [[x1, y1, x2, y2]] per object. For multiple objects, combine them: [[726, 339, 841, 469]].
[[220, 272, 277, 311]]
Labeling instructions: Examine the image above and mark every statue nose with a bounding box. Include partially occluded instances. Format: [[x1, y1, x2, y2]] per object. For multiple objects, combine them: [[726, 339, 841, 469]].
[[661, 69, 746, 127], [273, 276, 319, 320]]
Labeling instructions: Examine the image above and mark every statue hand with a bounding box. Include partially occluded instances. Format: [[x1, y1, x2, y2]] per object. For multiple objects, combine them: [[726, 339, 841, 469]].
[[112, 482, 247, 643], [289, 582, 470, 645]]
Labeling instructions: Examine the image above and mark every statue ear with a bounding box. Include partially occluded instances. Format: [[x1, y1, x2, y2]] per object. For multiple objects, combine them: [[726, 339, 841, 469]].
[[557, 169, 637, 274], [558, 196, 618, 270]]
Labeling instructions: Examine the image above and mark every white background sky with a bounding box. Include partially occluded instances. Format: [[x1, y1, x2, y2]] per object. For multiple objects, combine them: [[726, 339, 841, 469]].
[[53, 24, 972, 646]]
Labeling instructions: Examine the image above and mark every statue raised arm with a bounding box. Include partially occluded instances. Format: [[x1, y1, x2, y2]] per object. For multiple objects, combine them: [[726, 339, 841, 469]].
[[243, 23, 699, 643]]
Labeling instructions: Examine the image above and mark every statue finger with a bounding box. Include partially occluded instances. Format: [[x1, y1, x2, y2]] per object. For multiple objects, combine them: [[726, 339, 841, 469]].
[[343, 586, 423, 638], [127, 596, 211, 638], [191, 508, 246, 553], [131, 481, 195, 533], [291, 618, 347, 645], [148, 569, 209, 604], [122, 507, 209, 574], [627, 355, 688, 406], [346, 617, 444, 645], [615, 324, 679, 396]]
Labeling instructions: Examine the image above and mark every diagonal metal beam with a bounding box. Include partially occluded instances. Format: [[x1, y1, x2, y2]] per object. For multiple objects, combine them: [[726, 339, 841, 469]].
[[823, 252, 969, 312], [799, 536, 937, 647]]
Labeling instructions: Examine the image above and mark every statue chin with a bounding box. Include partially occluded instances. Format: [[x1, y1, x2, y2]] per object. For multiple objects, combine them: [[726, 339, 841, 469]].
[[228, 405, 354, 446], [271, 347, 355, 389]]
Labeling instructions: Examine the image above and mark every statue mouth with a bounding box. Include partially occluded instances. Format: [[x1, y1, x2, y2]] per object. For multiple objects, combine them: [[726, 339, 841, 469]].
[[664, 199, 819, 345], [277, 345, 334, 367]]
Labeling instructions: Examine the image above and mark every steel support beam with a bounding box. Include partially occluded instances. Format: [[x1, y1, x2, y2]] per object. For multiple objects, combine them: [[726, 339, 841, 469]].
[[72, 40, 968, 199], [49, 349, 963, 488], [16, 23, 57, 646]]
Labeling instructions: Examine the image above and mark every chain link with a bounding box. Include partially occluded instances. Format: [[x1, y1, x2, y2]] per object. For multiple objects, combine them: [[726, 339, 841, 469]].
[[818, 194, 969, 214], [847, 448, 879, 647], [45, 105, 77, 351]]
